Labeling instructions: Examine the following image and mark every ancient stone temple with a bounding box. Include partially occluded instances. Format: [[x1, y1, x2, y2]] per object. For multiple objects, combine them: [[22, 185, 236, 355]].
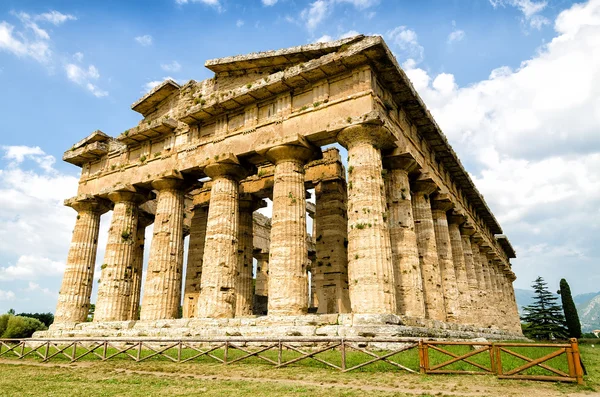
[[43, 35, 522, 339]]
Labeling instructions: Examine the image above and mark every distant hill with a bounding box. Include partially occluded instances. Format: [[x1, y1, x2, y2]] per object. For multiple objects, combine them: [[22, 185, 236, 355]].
[[514, 288, 600, 332]]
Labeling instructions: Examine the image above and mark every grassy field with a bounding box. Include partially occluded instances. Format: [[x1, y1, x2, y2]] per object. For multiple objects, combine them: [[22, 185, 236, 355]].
[[0, 341, 597, 396]]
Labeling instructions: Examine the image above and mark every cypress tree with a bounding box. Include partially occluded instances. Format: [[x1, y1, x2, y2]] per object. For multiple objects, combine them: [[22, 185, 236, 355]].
[[521, 276, 568, 340], [558, 278, 582, 339]]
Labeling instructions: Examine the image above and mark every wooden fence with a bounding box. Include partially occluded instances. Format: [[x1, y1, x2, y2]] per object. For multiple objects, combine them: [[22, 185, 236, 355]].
[[0, 337, 585, 384]]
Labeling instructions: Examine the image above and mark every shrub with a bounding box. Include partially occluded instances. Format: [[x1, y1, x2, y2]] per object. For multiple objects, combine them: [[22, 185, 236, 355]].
[[16, 312, 54, 327], [0, 314, 9, 336], [1, 315, 47, 338]]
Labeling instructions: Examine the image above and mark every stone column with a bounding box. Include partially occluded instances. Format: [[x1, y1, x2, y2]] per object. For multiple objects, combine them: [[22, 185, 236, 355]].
[[235, 194, 261, 317], [411, 176, 445, 321], [140, 178, 186, 321], [431, 195, 460, 323], [313, 178, 351, 314], [254, 253, 269, 315], [55, 198, 108, 324], [197, 161, 246, 318], [470, 238, 491, 327], [129, 212, 153, 320], [266, 144, 314, 316], [183, 202, 209, 318], [95, 190, 146, 322], [489, 258, 507, 329], [447, 214, 471, 324], [338, 125, 396, 314], [503, 271, 522, 333], [460, 225, 479, 326], [479, 245, 497, 327], [384, 155, 425, 318]]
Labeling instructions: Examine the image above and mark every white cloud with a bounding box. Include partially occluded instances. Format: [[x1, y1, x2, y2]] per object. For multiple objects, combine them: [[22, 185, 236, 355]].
[[236, 19, 245, 27], [315, 34, 334, 43], [135, 35, 153, 46], [161, 60, 181, 72], [387, 26, 424, 66], [0, 290, 15, 301], [447, 29, 465, 43], [404, 0, 600, 293], [301, 1, 330, 31], [262, 0, 278, 5], [65, 63, 108, 97], [24, 282, 54, 296], [143, 76, 180, 92], [490, 0, 550, 30], [35, 11, 77, 25], [73, 52, 84, 62], [175, 0, 223, 12], [0, 21, 51, 63], [336, 0, 379, 9], [314, 30, 360, 43]]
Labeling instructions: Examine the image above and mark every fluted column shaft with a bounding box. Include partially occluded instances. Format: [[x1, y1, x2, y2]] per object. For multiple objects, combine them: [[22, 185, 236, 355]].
[[255, 255, 269, 297], [448, 219, 470, 324], [183, 205, 208, 318], [431, 203, 459, 323], [314, 179, 350, 314], [470, 241, 491, 327], [460, 231, 479, 325], [386, 167, 425, 318], [339, 126, 396, 314], [480, 248, 496, 327], [267, 145, 312, 315], [140, 179, 186, 321], [198, 163, 245, 318], [129, 215, 152, 320], [412, 182, 445, 321], [235, 196, 256, 316], [95, 192, 143, 322], [488, 261, 506, 329], [55, 200, 105, 323]]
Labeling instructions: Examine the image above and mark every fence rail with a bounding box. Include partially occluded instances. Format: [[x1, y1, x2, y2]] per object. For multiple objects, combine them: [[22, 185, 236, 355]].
[[0, 337, 584, 384]]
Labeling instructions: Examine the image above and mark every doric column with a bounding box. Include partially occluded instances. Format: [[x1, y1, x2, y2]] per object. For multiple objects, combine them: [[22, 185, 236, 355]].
[[140, 177, 186, 321], [129, 212, 153, 320], [411, 175, 446, 321], [503, 270, 522, 333], [254, 253, 269, 315], [431, 194, 460, 323], [338, 125, 396, 314], [470, 237, 492, 327], [55, 197, 109, 324], [460, 224, 479, 326], [313, 178, 351, 314], [479, 245, 497, 327], [235, 194, 262, 317], [266, 144, 315, 316], [489, 258, 507, 329], [183, 199, 209, 318], [447, 214, 470, 324], [95, 190, 146, 322], [383, 154, 425, 318], [197, 160, 247, 318]]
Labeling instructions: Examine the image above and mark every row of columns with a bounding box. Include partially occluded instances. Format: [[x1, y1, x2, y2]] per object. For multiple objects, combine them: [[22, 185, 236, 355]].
[[55, 123, 520, 333]]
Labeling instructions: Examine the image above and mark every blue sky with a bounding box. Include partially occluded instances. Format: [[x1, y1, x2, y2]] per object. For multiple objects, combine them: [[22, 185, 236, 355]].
[[1, 0, 599, 313]]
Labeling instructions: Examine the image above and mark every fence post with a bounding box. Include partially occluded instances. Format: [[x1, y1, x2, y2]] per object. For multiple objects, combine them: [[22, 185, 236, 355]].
[[495, 343, 503, 376], [278, 340, 282, 366], [570, 338, 584, 385], [44, 341, 50, 361], [418, 340, 427, 374], [489, 343, 496, 375], [177, 341, 182, 363], [224, 341, 229, 364], [102, 341, 107, 361], [340, 339, 346, 372]]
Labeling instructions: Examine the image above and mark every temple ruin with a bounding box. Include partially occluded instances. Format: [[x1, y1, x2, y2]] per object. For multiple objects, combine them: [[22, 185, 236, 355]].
[[42, 35, 522, 339]]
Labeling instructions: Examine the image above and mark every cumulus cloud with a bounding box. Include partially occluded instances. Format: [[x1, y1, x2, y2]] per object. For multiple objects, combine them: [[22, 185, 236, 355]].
[[65, 63, 108, 97], [490, 0, 550, 30], [314, 30, 360, 43], [175, 0, 223, 12], [387, 26, 424, 67], [404, 0, 600, 292], [0, 21, 51, 63], [161, 60, 181, 72], [35, 11, 77, 25], [143, 76, 183, 92], [447, 21, 465, 44], [0, 290, 15, 301], [135, 34, 153, 46], [300, 0, 378, 31], [262, 0, 278, 5]]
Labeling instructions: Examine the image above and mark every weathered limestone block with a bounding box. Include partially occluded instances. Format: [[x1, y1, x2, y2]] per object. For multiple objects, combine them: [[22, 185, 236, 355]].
[[313, 178, 351, 314], [411, 176, 446, 321], [447, 214, 471, 324], [383, 156, 425, 318], [431, 195, 460, 323], [235, 195, 261, 317], [140, 178, 186, 321], [266, 144, 314, 316], [95, 191, 146, 322], [197, 161, 246, 318], [338, 125, 396, 314], [55, 198, 108, 324], [129, 213, 153, 320], [183, 203, 208, 318]]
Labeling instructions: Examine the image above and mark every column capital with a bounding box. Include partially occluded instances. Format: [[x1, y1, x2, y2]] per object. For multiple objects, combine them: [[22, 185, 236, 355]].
[[460, 222, 477, 236], [448, 211, 466, 226], [204, 155, 249, 181], [431, 193, 454, 212], [337, 123, 395, 149], [239, 193, 266, 212], [107, 187, 149, 205], [151, 177, 186, 191], [65, 195, 111, 214], [411, 173, 438, 195], [382, 151, 420, 173], [265, 143, 317, 165]]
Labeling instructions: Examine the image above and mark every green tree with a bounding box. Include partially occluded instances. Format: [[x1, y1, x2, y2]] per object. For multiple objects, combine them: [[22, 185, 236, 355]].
[[16, 312, 54, 327], [0, 314, 47, 338], [557, 278, 582, 339], [521, 276, 568, 340]]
